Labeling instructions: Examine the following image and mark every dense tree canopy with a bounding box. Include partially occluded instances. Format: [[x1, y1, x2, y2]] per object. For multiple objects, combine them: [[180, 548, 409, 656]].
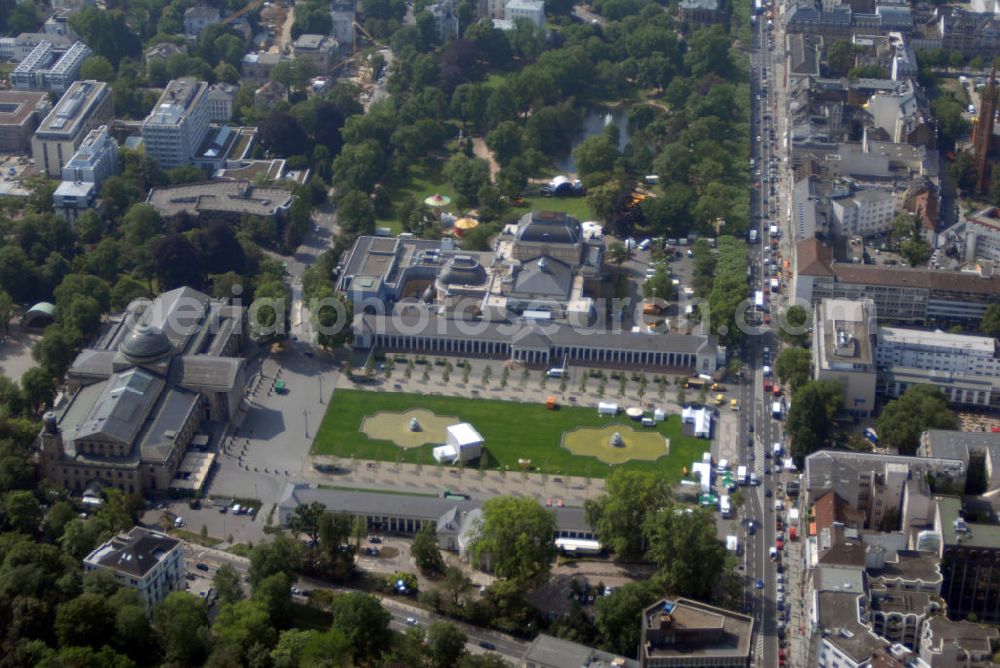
[[469, 496, 557, 585], [877, 385, 957, 455], [786, 381, 843, 459], [585, 469, 671, 561]]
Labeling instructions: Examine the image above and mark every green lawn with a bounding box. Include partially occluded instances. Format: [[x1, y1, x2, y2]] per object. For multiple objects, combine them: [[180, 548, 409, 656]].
[[520, 193, 594, 221], [375, 159, 459, 232], [313, 390, 708, 480]]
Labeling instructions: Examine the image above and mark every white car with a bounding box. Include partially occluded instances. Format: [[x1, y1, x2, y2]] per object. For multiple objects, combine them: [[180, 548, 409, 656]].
[[406, 617, 418, 626]]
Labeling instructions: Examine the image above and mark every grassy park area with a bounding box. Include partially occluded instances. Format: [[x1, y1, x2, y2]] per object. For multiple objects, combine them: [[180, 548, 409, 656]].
[[313, 390, 708, 480], [374, 156, 596, 232]]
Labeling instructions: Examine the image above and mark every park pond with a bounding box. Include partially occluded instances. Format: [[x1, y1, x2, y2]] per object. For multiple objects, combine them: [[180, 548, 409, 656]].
[[552, 105, 633, 175]]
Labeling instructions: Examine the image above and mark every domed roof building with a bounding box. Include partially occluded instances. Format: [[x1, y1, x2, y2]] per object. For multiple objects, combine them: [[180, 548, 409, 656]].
[[438, 254, 488, 287], [120, 323, 174, 363], [39, 286, 249, 497], [512, 211, 586, 268]]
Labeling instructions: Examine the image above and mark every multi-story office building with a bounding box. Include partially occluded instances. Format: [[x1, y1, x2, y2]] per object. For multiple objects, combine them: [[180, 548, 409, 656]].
[[874, 327, 1000, 409], [52, 125, 118, 221], [0, 90, 51, 153], [935, 496, 1000, 623], [84, 528, 185, 610], [813, 298, 878, 417], [31, 80, 113, 177], [11, 40, 90, 92], [504, 0, 546, 27], [0, 31, 73, 62], [796, 239, 1000, 325], [141, 78, 211, 169], [639, 599, 753, 667], [876, 328, 1000, 376]]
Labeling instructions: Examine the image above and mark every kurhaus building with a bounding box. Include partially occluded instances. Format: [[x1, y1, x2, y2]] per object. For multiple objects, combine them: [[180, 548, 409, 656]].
[[341, 211, 721, 373]]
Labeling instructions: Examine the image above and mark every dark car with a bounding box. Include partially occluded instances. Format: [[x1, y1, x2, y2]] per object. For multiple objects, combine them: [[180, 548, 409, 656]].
[[765, 488, 772, 498], [196, 563, 210, 571], [479, 641, 496, 651]]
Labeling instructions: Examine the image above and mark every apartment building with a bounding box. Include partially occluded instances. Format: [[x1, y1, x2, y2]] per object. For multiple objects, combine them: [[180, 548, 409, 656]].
[[183, 6, 220, 37], [963, 207, 1000, 265], [805, 451, 966, 530], [934, 497, 1000, 623], [141, 78, 211, 169], [330, 0, 356, 51], [241, 52, 283, 83], [813, 298, 879, 417], [11, 40, 90, 93], [52, 125, 118, 221], [31, 80, 113, 177], [205, 82, 236, 122], [0, 90, 51, 153], [919, 616, 999, 667], [83, 528, 185, 610], [919, 430, 1000, 494], [292, 34, 339, 71], [679, 0, 721, 26], [831, 188, 897, 237]]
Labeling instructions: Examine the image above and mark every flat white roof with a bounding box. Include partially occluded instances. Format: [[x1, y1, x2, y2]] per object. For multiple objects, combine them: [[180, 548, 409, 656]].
[[878, 326, 995, 354], [448, 422, 483, 445]]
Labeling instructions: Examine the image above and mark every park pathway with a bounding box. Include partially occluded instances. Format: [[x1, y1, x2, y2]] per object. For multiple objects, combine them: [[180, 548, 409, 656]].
[[472, 137, 501, 182]]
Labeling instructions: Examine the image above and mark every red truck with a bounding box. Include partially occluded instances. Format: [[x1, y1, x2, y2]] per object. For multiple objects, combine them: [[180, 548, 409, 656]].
[[772, 383, 781, 398]]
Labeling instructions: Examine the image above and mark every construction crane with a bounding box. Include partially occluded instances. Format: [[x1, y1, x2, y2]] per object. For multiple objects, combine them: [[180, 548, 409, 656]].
[[352, 20, 386, 50], [223, 0, 267, 24]]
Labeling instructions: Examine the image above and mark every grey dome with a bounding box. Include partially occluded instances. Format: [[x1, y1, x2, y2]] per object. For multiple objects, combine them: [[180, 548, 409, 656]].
[[121, 323, 173, 362], [440, 255, 487, 286], [516, 211, 581, 244]]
